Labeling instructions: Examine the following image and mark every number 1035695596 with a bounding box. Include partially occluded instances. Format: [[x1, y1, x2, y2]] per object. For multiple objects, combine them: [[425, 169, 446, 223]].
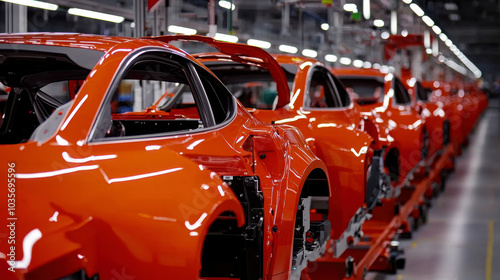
[[7, 163, 16, 217]]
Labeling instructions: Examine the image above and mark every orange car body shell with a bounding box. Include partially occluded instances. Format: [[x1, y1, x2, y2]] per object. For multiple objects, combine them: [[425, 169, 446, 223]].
[[402, 78, 448, 157], [422, 80, 465, 153], [333, 68, 427, 186], [0, 33, 329, 279], [194, 52, 380, 241]]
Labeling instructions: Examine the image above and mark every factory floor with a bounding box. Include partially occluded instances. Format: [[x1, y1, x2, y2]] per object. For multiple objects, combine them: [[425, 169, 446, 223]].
[[367, 99, 500, 280]]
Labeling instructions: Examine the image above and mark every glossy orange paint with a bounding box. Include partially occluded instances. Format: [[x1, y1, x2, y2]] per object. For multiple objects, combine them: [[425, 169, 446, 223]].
[[402, 77, 448, 158], [334, 68, 428, 188], [163, 37, 388, 258], [0, 34, 330, 280], [421, 80, 465, 154]]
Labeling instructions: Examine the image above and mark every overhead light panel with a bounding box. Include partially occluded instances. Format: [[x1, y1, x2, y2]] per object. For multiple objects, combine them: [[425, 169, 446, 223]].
[[381, 31, 390, 39], [68, 8, 124, 23], [424, 30, 431, 48], [2, 0, 58, 11], [343, 3, 358, 13], [439, 33, 448, 41], [363, 0, 370, 20], [302, 49, 318, 58], [321, 23, 329, 31], [422, 15, 434, 27], [167, 25, 197, 35], [363, 61, 372, 68], [279, 45, 298, 54], [339, 57, 352, 65], [325, 54, 338, 62], [247, 39, 271, 49], [353, 60, 364, 68], [432, 25, 441, 35], [373, 19, 384, 27], [218, 0, 235, 10], [402, 0, 412, 4], [445, 39, 453, 47], [432, 37, 439, 56], [401, 29, 408, 37], [214, 33, 238, 43], [391, 10, 397, 34], [449, 14, 460, 21], [444, 3, 458, 10], [409, 3, 425, 17]]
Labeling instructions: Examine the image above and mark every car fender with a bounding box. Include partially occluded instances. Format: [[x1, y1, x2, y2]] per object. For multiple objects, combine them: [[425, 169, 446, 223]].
[[0, 143, 244, 280]]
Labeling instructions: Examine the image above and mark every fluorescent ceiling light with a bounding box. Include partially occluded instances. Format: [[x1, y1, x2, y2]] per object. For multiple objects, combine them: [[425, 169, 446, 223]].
[[68, 8, 124, 23], [214, 33, 238, 43], [390, 10, 397, 34], [343, 3, 358, 13], [2, 0, 57, 11], [439, 33, 448, 41], [321, 23, 329, 31], [422, 15, 434, 26], [432, 25, 441, 35], [279, 45, 298, 54], [445, 39, 452, 47], [426, 48, 432, 54], [444, 3, 458, 10], [218, 0, 235, 10], [401, 29, 408, 37], [363, 0, 370, 20], [449, 14, 460, 21], [373, 19, 384, 27], [409, 3, 425, 17], [325, 54, 338, 62], [339, 57, 352, 65], [247, 39, 271, 49], [363, 61, 372, 68], [372, 63, 381, 69], [167, 25, 197, 35], [402, 0, 412, 4], [424, 30, 431, 48], [353, 59, 363, 68], [381, 31, 390, 39], [302, 49, 318, 58]]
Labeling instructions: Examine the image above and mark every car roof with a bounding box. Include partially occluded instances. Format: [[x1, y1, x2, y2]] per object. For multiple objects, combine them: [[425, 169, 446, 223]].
[[271, 54, 321, 65], [333, 67, 386, 78], [0, 33, 137, 52]]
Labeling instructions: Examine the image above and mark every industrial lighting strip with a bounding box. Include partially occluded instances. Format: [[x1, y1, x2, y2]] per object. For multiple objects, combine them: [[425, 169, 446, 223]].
[[1, 0, 125, 23], [400, 0, 481, 78], [2, 0, 480, 79]]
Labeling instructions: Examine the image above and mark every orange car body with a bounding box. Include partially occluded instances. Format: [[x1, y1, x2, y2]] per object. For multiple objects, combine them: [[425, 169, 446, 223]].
[[334, 68, 428, 188], [0, 34, 331, 280], [422, 80, 465, 154], [402, 78, 448, 158], [164, 35, 391, 259]]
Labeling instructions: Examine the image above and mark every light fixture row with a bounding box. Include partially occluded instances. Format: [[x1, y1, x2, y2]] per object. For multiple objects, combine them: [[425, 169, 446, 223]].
[[400, 0, 481, 78], [4, 0, 480, 78], [1, 0, 125, 23]]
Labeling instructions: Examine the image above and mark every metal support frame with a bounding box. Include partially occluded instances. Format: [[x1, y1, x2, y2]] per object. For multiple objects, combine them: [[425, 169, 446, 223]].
[[208, 0, 216, 37], [133, 0, 145, 38], [5, 3, 27, 33], [281, 3, 290, 37]]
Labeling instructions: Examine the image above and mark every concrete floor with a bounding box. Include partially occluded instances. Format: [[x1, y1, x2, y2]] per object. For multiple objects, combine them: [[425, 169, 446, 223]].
[[367, 99, 500, 280]]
